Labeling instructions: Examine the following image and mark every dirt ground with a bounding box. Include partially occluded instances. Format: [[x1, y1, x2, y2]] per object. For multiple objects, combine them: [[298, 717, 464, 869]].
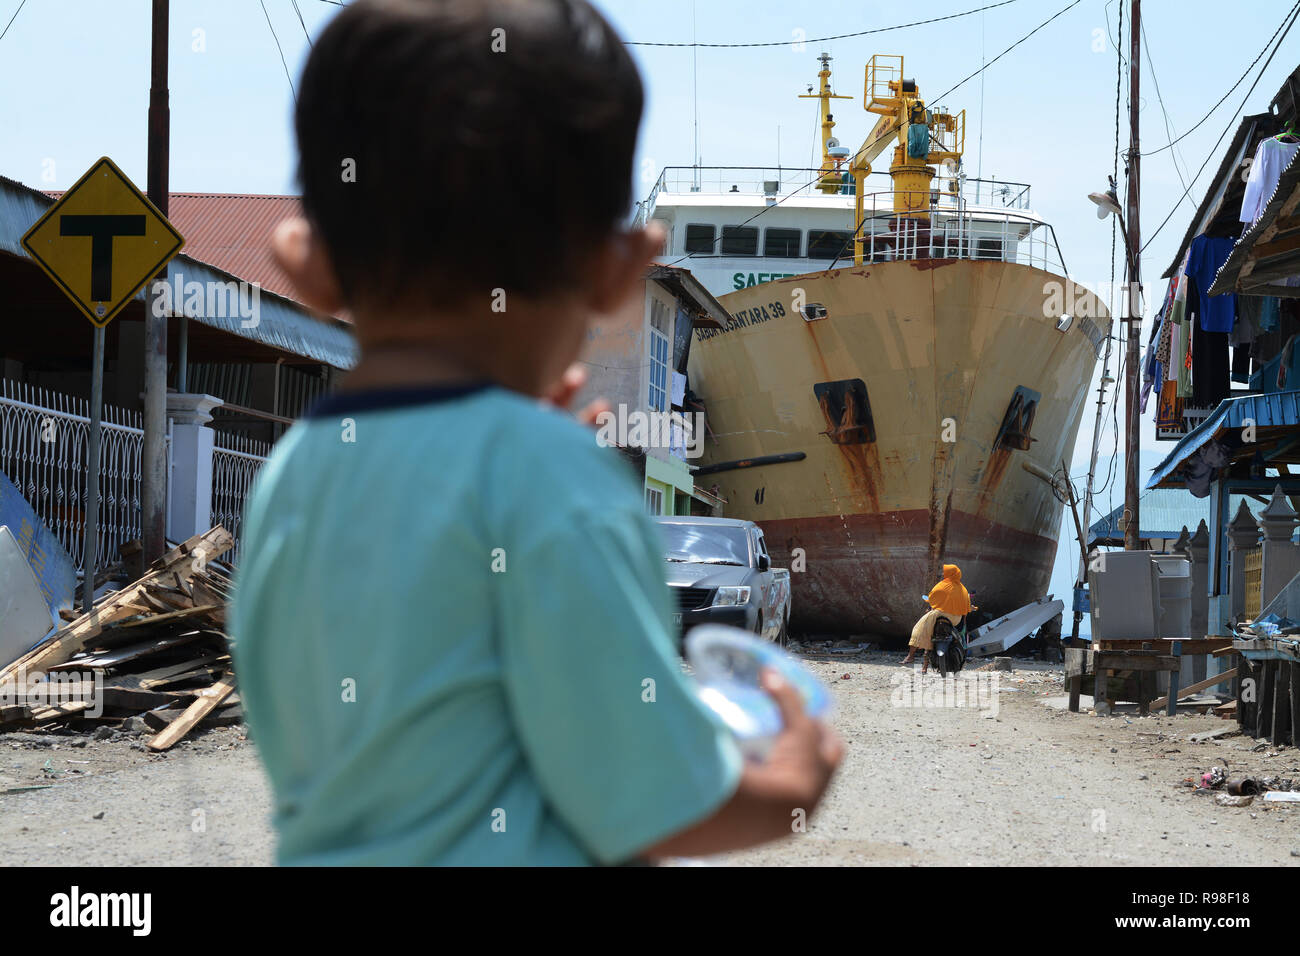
[[2, 649, 1297, 866]]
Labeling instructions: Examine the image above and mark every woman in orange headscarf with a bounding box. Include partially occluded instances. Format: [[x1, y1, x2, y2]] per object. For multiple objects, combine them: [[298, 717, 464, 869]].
[[902, 564, 977, 672]]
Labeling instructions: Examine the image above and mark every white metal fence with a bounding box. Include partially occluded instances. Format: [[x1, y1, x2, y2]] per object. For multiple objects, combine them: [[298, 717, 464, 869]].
[[211, 432, 270, 565], [0, 379, 149, 573]]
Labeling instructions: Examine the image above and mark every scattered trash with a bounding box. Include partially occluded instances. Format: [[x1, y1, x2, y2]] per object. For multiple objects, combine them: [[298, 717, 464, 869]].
[[1200, 766, 1229, 790], [1215, 793, 1253, 807], [1263, 791, 1300, 804], [1189, 727, 1239, 743], [1226, 777, 1259, 796]]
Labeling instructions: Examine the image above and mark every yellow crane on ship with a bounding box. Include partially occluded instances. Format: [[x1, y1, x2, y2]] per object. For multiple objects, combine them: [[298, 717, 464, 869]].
[[801, 54, 965, 264]]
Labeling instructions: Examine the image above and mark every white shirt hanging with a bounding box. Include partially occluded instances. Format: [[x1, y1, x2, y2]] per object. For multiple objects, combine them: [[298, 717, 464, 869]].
[[1241, 137, 1300, 225]]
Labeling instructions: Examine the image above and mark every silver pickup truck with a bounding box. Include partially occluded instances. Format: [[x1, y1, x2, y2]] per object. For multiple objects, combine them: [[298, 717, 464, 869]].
[[654, 516, 792, 644]]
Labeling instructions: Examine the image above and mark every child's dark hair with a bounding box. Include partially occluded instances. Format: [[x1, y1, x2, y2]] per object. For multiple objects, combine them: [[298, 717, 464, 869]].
[[295, 0, 644, 309]]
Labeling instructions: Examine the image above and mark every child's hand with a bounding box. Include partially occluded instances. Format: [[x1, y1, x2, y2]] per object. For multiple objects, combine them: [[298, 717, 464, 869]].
[[756, 668, 843, 809], [544, 364, 610, 428]]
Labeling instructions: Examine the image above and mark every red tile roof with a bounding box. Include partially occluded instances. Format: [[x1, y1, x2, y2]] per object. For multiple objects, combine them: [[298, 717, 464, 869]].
[[164, 193, 306, 305], [45, 191, 331, 315]]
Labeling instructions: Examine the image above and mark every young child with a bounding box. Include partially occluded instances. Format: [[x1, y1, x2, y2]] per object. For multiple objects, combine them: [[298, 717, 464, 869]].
[[232, 0, 840, 866]]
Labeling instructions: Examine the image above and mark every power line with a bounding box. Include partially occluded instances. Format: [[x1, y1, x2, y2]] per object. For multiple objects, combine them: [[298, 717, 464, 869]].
[[261, 0, 298, 106], [929, 0, 1083, 104], [1141, 0, 1300, 158], [1139, 17, 1195, 216], [627, 0, 1020, 48], [0, 0, 28, 44], [291, 0, 314, 48], [1141, 0, 1300, 252]]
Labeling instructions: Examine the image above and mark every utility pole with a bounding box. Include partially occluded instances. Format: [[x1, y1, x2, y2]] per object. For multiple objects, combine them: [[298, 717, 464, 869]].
[[143, 0, 170, 564], [1123, 0, 1142, 551]]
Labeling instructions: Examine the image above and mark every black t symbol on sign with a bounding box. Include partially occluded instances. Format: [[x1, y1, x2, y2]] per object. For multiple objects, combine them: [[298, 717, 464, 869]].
[[59, 214, 146, 301]]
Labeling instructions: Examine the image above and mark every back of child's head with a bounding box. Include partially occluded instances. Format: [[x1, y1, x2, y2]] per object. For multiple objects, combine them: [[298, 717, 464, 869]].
[[296, 0, 643, 311]]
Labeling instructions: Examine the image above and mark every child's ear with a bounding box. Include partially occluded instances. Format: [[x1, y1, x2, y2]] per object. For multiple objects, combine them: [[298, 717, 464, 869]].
[[585, 225, 665, 315], [271, 218, 345, 316]]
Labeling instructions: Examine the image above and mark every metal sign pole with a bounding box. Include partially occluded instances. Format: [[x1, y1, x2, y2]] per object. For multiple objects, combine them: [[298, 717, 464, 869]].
[[82, 325, 105, 613]]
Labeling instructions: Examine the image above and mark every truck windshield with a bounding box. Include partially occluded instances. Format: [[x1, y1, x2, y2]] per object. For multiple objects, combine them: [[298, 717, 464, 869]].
[[658, 523, 750, 566]]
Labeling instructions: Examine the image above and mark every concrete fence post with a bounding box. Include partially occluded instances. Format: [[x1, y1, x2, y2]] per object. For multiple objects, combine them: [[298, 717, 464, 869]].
[[1258, 485, 1300, 610], [1227, 501, 1261, 624], [165, 394, 224, 543], [1185, 520, 1211, 685]]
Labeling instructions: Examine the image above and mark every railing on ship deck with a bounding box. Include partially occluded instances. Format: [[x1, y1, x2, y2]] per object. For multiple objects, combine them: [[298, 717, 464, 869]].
[[635, 166, 1035, 222], [851, 193, 1067, 275]]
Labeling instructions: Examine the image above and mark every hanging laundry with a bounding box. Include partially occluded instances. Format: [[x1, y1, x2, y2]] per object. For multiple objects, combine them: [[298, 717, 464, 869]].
[[1259, 295, 1281, 333], [1232, 296, 1262, 347], [1156, 379, 1182, 432], [1241, 136, 1300, 225], [1185, 235, 1237, 333], [1175, 251, 1194, 400]]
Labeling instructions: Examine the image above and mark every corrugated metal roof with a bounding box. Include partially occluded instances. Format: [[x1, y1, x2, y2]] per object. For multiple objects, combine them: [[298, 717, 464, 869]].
[[1148, 389, 1300, 487], [1161, 114, 1267, 280], [1088, 487, 1208, 543], [1209, 147, 1300, 296], [165, 193, 305, 304], [2, 175, 357, 369]]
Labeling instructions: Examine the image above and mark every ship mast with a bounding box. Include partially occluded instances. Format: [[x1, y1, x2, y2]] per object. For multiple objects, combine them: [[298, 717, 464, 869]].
[[798, 53, 853, 195]]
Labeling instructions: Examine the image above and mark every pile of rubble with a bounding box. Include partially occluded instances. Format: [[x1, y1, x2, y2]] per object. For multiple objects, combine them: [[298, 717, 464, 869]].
[[1183, 763, 1300, 807], [0, 527, 239, 751]]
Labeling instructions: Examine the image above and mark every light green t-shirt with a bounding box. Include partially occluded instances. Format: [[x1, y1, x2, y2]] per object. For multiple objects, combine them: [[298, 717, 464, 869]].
[[231, 384, 741, 865]]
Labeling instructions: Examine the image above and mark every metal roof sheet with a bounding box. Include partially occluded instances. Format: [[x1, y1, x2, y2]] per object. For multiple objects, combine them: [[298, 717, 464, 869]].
[[1148, 389, 1300, 488], [1088, 487, 1208, 542], [1208, 147, 1300, 296]]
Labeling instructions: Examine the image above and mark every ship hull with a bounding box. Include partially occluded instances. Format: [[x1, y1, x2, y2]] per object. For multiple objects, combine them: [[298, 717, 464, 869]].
[[688, 258, 1105, 639]]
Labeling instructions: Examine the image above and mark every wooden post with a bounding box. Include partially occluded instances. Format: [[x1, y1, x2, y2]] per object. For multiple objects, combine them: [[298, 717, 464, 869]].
[[1273, 661, 1292, 746], [1166, 640, 1182, 716]]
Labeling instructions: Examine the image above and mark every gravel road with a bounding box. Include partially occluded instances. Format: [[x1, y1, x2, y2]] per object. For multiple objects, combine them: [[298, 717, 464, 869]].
[[1, 651, 1296, 866]]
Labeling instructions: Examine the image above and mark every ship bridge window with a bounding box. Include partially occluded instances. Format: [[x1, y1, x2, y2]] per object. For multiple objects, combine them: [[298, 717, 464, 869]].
[[813, 379, 876, 445], [721, 225, 759, 256], [764, 228, 802, 257], [975, 237, 1004, 261], [808, 230, 853, 260], [684, 223, 716, 254], [995, 386, 1041, 452]]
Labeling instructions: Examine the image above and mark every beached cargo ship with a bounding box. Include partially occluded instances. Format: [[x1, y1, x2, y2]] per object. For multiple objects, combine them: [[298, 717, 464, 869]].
[[637, 55, 1108, 636]]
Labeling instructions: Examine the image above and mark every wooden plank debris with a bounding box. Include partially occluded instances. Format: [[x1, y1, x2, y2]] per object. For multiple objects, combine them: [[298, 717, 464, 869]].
[[146, 673, 237, 751], [1150, 668, 1238, 711], [0, 526, 242, 745]]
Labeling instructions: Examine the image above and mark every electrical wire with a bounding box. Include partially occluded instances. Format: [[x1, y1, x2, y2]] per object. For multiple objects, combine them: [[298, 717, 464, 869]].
[[0, 0, 27, 43], [1141, 0, 1300, 157], [626, 0, 1020, 48], [291, 0, 314, 48], [261, 0, 298, 106], [1141, 0, 1300, 252], [1140, 18, 1195, 216], [928, 0, 1083, 105]]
